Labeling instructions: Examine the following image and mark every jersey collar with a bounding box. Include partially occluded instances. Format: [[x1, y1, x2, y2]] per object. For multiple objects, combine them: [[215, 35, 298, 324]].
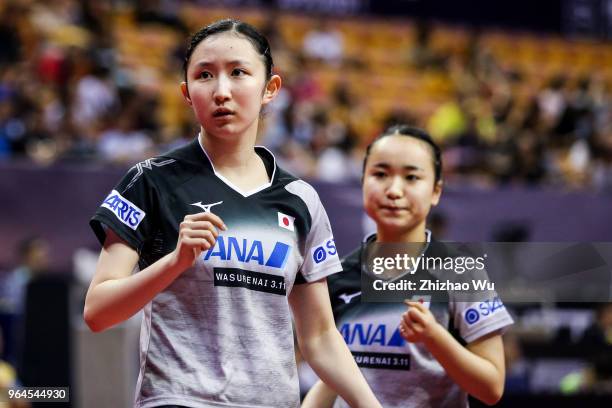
[[361, 229, 433, 282], [362, 229, 432, 245], [196, 133, 278, 198]]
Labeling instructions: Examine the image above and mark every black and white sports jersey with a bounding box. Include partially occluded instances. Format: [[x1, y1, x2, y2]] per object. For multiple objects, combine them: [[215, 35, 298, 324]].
[[327, 233, 514, 408], [90, 137, 342, 408]]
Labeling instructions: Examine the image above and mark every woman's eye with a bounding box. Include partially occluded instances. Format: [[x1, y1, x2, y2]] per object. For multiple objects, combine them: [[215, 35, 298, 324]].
[[373, 172, 386, 178], [232, 68, 246, 76], [406, 175, 419, 181], [198, 71, 212, 79]]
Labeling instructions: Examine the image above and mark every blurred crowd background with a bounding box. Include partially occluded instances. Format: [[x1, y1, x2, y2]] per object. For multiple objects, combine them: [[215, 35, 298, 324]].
[[1, 0, 612, 189], [1, 0, 612, 407]]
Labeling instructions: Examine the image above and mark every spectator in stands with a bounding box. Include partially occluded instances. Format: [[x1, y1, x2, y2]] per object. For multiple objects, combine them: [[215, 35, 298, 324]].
[[134, 0, 188, 33], [560, 350, 612, 394], [315, 123, 360, 183], [410, 20, 447, 70], [0, 2, 23, 67], [302, 20, 344, 66], [97, 110, 154, 164], [538, 75, 568, 137], [71, 64, 118, 131], [503, 330, 531, 394], [592, 124, 612, 193], [580, 303, 612, 346], [0, 236, 50, 366], [0, 237, 50, 316], [558, 304, 612, 395]]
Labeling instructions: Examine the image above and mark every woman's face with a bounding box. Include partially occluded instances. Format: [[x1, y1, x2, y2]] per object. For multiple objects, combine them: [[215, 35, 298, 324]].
[[181, 32, 279, 138], [363, 135, 442, 235]]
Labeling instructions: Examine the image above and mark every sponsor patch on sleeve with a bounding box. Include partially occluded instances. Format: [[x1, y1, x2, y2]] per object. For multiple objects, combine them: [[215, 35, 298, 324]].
[[311, 237, 338, 264], [101, 189, 146, 230], [464, 296, 506, 325]]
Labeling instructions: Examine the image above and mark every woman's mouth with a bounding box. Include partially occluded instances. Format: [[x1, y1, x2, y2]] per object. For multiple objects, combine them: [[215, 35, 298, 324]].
[[213, 108, 235, 118], [380, 205, 408, 212]]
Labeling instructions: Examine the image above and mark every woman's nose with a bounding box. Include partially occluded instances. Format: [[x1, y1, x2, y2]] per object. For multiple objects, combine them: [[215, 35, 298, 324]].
[[213, 75, 231, 104], [386, 177, 404, 199]]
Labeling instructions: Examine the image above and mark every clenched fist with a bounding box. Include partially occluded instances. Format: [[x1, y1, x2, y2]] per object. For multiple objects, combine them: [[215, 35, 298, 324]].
[[171, 211, 227, 271], [399, 300, 442, 344]]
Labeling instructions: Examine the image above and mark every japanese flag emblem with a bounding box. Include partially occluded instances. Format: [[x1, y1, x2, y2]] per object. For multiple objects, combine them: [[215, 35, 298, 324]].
[[409, 295, 431, 309], [278, 212, 295, 231]]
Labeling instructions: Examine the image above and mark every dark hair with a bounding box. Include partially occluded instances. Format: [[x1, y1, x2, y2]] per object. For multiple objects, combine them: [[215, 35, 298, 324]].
[[362, 124, 442, 183], [183, 19, 273, 85]]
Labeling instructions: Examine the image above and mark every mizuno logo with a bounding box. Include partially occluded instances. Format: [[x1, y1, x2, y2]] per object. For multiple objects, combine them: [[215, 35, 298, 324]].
[[339, 291, 361, 304], [191, 201, 223, 213]]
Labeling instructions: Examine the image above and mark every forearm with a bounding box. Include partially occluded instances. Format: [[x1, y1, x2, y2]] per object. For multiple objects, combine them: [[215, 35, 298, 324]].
[[302, 380, 337, 408], [84, 252, 183, 332], [298, 327, 380, 408], [424, 326, 504, 405]]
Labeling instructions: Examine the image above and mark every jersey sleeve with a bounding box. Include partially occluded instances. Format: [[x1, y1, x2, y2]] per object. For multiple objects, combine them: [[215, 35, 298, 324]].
[[327, 268, 344, 314], [298, 186, 343, 283], [90, 165, 158, 252], [449, 267, 514, 343]]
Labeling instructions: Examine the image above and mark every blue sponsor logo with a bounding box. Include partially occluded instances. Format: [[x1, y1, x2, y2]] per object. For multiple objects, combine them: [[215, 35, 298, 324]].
[[339, 323, 406, 347], [465, 296, 506, 325], [101, 190, 145, 230], [204, 236, 291, 269], [313, 247, 327, 263], [312, 238, 337, 264], [464, 308, 480, 325], [478, 296, 505, 317]]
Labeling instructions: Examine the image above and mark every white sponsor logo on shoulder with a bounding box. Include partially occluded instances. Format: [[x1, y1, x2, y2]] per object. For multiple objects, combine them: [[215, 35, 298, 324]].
[[101, 190, 146, 230], [311, 236, 338, 264]]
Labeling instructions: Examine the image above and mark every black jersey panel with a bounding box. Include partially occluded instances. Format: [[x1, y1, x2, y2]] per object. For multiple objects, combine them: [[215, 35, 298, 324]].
[[90, 163, 162, 252], [328, 246, 362, 319]]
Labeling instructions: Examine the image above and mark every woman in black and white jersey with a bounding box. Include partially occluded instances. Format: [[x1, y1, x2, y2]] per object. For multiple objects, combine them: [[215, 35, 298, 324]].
[[84, 19, 380, 408], [303, 124, 513, 408]]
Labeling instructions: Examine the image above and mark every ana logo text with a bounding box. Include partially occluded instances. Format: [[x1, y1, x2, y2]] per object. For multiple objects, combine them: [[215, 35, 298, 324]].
[[204, 235, 292, 269], [340, 323, 406, 347]]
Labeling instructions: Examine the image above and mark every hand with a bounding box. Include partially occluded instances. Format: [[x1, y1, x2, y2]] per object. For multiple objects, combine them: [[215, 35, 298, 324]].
[[399, 300, 442, 344], [171, 212, 227, 271]]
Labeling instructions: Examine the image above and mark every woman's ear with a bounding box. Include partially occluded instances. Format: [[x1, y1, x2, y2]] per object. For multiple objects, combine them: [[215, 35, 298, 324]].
[[180, 82, 192, 105], [431, 180, 443, 207], [262, 75, 282, 105]]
